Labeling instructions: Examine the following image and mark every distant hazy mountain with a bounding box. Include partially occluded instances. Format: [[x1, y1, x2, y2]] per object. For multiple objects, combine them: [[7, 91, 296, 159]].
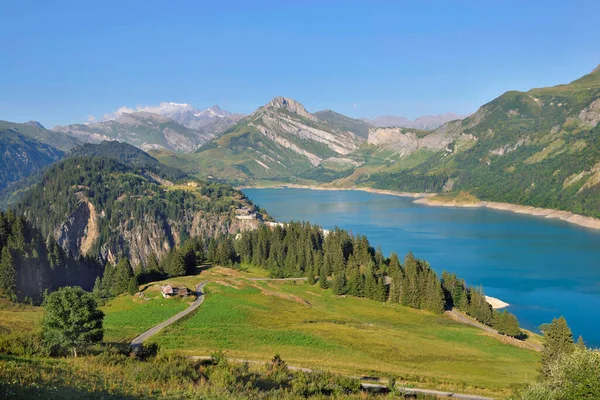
[[54, 112, 214, 153], [363, 113, 469, 130], [104, 102, 245, 136], [0, 121, 64, 191]]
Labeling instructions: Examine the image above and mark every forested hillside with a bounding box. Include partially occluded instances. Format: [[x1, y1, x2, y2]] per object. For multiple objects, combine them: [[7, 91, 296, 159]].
[[356, 66, 600, 217], [15, 143, 264, 267]]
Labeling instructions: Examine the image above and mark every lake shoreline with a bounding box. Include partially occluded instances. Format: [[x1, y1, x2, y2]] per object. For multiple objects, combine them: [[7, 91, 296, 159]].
[[414, 197, 600, 231], [241, 184, 600, 231]]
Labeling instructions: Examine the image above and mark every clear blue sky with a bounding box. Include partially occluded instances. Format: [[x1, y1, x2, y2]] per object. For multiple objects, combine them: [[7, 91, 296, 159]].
[[1, 0, 598, 127]]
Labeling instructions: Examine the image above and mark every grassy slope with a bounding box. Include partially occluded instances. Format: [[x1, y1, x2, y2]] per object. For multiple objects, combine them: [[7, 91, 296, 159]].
[[111, 267, 540, 398], [0, 266, 539, 398]]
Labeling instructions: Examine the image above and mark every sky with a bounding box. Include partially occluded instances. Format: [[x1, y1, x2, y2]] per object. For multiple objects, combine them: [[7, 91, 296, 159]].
[[0, 0, 599, 128]]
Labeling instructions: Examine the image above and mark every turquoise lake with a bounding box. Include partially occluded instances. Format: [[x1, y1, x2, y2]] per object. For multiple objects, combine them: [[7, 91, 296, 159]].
[[243, 188, 600, 347]]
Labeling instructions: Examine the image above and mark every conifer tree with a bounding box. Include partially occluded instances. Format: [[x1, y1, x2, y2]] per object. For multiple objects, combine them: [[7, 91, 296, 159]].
[[401, 252, 420, 308], [0, 247, 16, 298], [207, 238, 218, 262], [424, 272, 444, 314], [374, 276, 387, 302], [306, 265, 316, 285], [332, 272, 347, 295], [318, 267, 328, 289], [127, 276, 139, 295], [540, 316, 575, 378], [146, 252, 160, 273], [167, 251, 186, 277]]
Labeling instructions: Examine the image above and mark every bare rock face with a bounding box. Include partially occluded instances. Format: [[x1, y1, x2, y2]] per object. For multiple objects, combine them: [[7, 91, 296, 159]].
[[367, 127, 457, 156], [55, 194, 263, 267], [246, 97, 360, 163], [55, 198, 98, 259], [578, 98, 600, 128], [264, 97, 319, 122]]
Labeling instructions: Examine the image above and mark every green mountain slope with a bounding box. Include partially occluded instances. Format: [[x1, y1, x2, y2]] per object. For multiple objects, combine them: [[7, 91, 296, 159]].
[[355, 65, 600, 217], [16, 143, 263, 266], [0, 120, 82, 151], [0, 125, 64, 191], [314, 109, 373, 138], [68, 141, 188, 181], [190, 97, 364, 184]]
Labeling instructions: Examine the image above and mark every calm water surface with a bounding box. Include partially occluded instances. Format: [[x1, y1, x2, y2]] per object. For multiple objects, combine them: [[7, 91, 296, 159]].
[[243, 188, 600, 347]]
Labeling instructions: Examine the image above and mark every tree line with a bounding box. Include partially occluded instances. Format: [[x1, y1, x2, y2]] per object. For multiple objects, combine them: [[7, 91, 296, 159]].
[[232, 222, 522, 338]]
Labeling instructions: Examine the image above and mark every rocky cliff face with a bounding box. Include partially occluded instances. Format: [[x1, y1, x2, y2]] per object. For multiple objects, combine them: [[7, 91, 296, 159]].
[[367, 126, 459, 156], [53, 193, 262, 267]]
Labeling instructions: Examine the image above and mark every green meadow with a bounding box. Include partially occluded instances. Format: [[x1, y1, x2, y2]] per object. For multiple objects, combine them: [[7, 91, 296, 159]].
[[108, 267, 540, 398]]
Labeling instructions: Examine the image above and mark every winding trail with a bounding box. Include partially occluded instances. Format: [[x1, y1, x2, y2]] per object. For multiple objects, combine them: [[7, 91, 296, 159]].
[[130, 281, 207, 350]]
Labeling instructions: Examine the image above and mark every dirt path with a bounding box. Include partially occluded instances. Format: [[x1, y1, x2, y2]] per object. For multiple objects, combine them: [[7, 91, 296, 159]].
[[446, 309, 543, 352], [130, 281, 207, 350]]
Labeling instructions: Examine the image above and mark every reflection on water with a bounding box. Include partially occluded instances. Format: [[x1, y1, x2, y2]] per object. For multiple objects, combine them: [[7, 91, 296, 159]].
[[244, 188, 600, 347]]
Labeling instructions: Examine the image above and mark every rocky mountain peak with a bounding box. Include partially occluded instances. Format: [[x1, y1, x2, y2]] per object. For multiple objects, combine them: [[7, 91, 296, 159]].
[[24, 120, 46, 129], [265, 96, 318, 122], [593, 64, 600, 74]]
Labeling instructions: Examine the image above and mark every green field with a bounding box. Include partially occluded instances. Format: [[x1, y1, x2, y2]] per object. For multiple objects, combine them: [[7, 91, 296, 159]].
[[103, 267, 540, 398], [101, 285, 192, 343], [0, 267, 541, 398]]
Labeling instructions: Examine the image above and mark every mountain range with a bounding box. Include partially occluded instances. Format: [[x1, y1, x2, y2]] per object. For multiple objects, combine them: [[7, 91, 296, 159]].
[[2, 64, 600, 219]]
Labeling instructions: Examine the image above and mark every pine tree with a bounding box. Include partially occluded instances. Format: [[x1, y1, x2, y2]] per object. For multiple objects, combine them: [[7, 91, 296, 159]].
[[540, 316, 575, 378], [207, 238, 218, 263], [306, 265, 316, 285], [424, 272, 444, 314], [146, 252, 160, 273], [401, 252, 420, 308], [332, 272, 347, 295], [0, 247, 17, 298], [166, 251, 186, 277], [364, 261, 378, 301], [375, 276, 387, 302], [319, 267, 328, 289]]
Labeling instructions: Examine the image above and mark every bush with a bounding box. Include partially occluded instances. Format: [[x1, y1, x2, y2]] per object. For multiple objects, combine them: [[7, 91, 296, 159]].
[[0, 332, 44, 356]]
